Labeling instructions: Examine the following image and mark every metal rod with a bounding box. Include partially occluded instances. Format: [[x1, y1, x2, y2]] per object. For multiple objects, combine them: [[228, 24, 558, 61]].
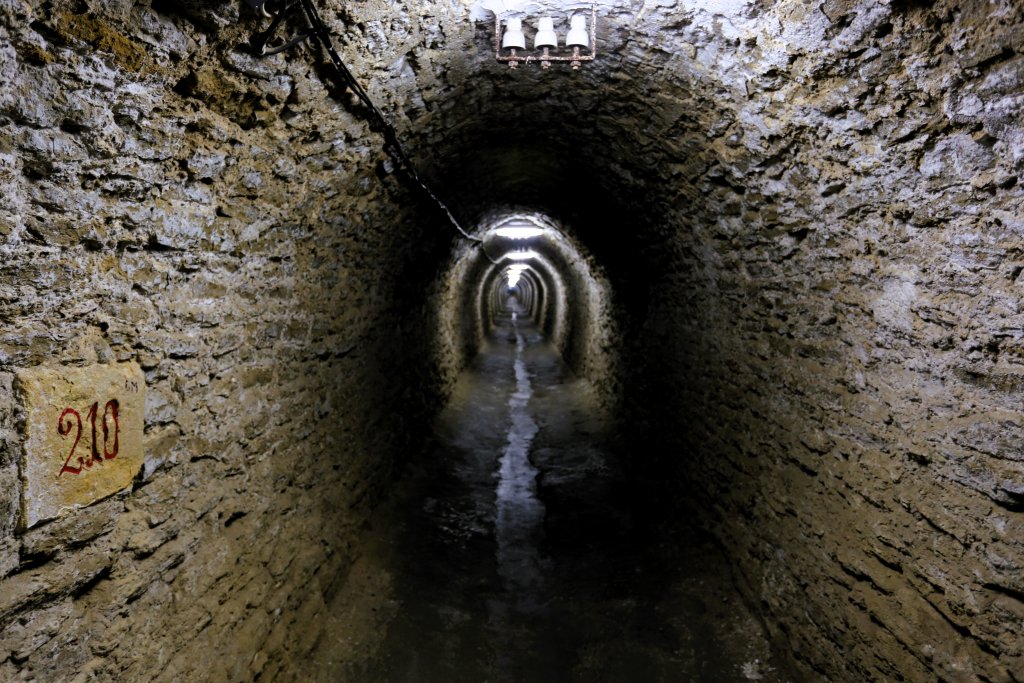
[[497, 54, 595, 63]]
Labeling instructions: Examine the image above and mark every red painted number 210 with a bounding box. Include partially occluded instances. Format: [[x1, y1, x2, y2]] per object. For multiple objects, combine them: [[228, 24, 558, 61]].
[[57, 399, 120, 476]]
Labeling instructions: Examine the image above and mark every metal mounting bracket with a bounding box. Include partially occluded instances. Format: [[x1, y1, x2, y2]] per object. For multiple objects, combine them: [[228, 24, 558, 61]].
[[248, 1, 311, 56]]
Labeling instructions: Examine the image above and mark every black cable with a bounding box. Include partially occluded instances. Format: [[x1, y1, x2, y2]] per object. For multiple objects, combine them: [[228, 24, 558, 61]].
[[297, 0, 493, 253]]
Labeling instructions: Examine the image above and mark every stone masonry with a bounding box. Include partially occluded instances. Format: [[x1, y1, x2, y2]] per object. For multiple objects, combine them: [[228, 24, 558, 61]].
[[1, 0, 1023, 681]]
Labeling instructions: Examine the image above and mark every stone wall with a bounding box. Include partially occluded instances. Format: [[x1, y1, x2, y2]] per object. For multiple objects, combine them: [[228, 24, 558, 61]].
[[0, 1, 456, 680], [2, 0, 1023, 680], [623, 0, 1024, 680]]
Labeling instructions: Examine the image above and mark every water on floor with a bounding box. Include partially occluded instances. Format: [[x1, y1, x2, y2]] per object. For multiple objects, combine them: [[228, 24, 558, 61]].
[[303, 301, 791, 682]]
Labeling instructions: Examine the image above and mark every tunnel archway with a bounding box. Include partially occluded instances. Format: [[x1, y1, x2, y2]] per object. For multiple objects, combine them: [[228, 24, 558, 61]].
[[436, 210, 617, 408], [1, 1, 1022, 681]]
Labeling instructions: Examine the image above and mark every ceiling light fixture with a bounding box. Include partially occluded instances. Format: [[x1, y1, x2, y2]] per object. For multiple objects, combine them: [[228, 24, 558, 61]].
[[505, 263, 530, 287], [494, 226, 546, 239], [496, 6, 596, 70], [505, 250, 539, 260]]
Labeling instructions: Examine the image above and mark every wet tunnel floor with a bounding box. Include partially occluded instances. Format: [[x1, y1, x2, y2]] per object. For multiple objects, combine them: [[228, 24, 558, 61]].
[[303, 309, 789, 682]]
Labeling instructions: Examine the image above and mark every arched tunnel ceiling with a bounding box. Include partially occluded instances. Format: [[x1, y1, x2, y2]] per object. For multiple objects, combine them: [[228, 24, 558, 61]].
[[315, 0, 1022, 253], [145, 0, 1023, 275]]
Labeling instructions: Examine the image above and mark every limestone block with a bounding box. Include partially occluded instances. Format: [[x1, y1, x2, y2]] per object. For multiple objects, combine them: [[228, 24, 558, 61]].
[[16, 362, 145, 529]]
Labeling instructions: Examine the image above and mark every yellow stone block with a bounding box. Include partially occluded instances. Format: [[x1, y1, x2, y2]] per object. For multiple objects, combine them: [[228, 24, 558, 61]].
[[16, 362, 145, 528]]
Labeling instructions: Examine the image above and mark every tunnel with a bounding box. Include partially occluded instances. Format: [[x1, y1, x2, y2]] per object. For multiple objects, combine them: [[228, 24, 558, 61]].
[[1, 0, 1023, 680]]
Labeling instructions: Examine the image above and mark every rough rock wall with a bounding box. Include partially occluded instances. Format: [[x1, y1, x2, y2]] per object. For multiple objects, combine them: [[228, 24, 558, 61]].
[[629, 0, 1024, 680], [435, 238, 483, 387], [0, 1, 454, 680], [3, 0, 1022, 679]]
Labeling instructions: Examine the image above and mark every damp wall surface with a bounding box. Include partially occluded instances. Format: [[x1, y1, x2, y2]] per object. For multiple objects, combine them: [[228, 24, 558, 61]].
[[0, 2, 458, 680]]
